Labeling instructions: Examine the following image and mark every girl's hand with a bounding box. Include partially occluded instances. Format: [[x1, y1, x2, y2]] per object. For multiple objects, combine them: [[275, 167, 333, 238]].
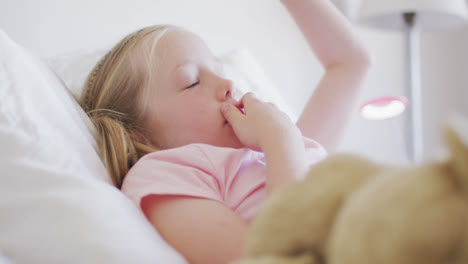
[[221, 93, 301, 151], [222, 92, 308, 194]]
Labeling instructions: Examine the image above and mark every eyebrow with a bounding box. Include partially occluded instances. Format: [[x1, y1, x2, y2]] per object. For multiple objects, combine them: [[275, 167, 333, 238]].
[[171, 57, 222, 80], [171, 62, 194, 79]]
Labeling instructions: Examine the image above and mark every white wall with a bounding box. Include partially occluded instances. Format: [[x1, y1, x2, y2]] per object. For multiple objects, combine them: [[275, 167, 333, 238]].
[[1, 0, 321, 117], [338, 28, 409, 165], [1, 0, 467, 165], [1, 0, 317, 115], [420, 28, 468, 160]]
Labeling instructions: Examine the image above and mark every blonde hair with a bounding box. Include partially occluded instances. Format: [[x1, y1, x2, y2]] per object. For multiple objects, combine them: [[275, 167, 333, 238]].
[[79, 25, 171, 188]]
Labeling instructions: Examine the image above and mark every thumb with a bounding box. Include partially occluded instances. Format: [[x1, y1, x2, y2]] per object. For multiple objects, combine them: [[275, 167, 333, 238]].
[[221, 103, 244, 127]]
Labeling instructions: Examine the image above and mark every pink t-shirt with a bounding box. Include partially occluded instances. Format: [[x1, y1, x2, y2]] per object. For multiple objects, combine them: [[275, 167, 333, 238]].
[[121, 137, 327, 222]]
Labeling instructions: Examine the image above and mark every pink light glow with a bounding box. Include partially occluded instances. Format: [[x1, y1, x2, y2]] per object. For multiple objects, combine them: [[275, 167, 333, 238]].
[[360, 96, 408, 120]]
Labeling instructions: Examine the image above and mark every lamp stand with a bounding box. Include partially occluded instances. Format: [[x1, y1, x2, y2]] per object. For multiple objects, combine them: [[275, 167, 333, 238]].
[[403, 12, 423, 163]]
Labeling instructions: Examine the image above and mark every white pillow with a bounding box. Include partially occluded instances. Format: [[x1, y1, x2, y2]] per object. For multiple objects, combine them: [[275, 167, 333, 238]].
[[218, 49, 296, 120], [0, 30, 187, 264], [47, 48, 296, 121]]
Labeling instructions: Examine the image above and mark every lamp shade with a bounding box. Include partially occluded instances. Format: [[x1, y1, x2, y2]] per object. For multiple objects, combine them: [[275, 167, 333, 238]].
[[360, 0, 468, 30], [360, 96, 408, 120]]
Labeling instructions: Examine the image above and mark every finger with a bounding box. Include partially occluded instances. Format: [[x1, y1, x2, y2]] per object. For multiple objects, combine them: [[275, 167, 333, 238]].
[[234, 99, 244, 109], [239, 92, 258, 105], [239, 93, 262, 113], [221, 103, 244, 127], [234, 100, 245, 114]]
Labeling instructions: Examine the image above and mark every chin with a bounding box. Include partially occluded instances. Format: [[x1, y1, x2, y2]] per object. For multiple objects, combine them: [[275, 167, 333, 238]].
[[215, 138, 244, 149], [227, 139, 245, 149]]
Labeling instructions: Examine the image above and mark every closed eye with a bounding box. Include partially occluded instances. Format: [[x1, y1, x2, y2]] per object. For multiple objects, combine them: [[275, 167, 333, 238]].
[[185, 81, 199, 89]]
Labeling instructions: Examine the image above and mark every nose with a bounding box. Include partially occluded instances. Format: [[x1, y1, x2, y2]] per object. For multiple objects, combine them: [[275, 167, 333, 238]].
[[216, 77, 235, 101]]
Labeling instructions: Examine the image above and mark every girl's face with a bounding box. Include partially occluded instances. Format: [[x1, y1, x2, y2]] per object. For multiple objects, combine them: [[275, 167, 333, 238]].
[[141, 29, 243, 149]]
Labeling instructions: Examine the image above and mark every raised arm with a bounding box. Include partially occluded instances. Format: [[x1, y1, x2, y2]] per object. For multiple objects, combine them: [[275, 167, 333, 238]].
[[281, 0, 371, 153]]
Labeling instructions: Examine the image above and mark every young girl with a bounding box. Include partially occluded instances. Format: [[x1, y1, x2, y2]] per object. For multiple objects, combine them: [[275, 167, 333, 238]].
[[79, 0, 370, 263]]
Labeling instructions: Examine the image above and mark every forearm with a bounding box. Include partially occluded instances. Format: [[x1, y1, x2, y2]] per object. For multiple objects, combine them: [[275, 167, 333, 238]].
[[262, 128, 308, 195], [281, 0, 370, 67], [282, 0, 371, 152], [297, 66, 368, 152]]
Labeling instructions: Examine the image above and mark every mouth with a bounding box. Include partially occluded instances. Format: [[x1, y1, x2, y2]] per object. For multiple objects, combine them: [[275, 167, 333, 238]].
[[222, 101, 243, 126]]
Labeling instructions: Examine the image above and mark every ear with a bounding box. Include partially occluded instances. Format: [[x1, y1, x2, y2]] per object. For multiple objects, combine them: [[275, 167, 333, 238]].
[[129, 131, 147, 143], [129, 131, 156, 148], [129, 131, 159, 155], [444, 114, 468, 196]]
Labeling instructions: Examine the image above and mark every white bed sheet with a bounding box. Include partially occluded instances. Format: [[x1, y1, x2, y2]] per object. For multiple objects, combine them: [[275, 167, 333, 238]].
[[0, 26, 294, 263]]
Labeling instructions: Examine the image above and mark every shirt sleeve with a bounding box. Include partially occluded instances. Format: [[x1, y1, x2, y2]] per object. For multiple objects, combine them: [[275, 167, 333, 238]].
[[121, 145, 223, 209]]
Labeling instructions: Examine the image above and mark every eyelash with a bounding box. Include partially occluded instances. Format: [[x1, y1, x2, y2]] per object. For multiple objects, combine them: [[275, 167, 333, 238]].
[[186, 81, 199, 89]]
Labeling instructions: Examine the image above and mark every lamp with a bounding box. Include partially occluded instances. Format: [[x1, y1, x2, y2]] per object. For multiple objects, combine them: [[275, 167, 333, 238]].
[[358, 0, 468, 163], [360, 96, 408, 121]]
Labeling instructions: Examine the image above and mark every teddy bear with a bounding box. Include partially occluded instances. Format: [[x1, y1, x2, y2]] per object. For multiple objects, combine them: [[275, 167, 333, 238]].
[[233, 118, 468, 264]]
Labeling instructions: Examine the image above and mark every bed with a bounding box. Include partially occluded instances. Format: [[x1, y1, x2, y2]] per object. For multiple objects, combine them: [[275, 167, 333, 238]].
[[0, 28, 295, 263]]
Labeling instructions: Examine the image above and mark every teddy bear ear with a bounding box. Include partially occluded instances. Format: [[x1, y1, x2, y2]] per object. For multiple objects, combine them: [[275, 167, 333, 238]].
[[444, 113, 468, 193]]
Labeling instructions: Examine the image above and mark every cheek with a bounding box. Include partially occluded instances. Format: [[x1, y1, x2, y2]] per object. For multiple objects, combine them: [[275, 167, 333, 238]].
[[164, 97, 211, 126], [149, 94, 220, 142], [181, 101, 213, 127], [182, 99, 222, 135], [180, 94, 212, 114]]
